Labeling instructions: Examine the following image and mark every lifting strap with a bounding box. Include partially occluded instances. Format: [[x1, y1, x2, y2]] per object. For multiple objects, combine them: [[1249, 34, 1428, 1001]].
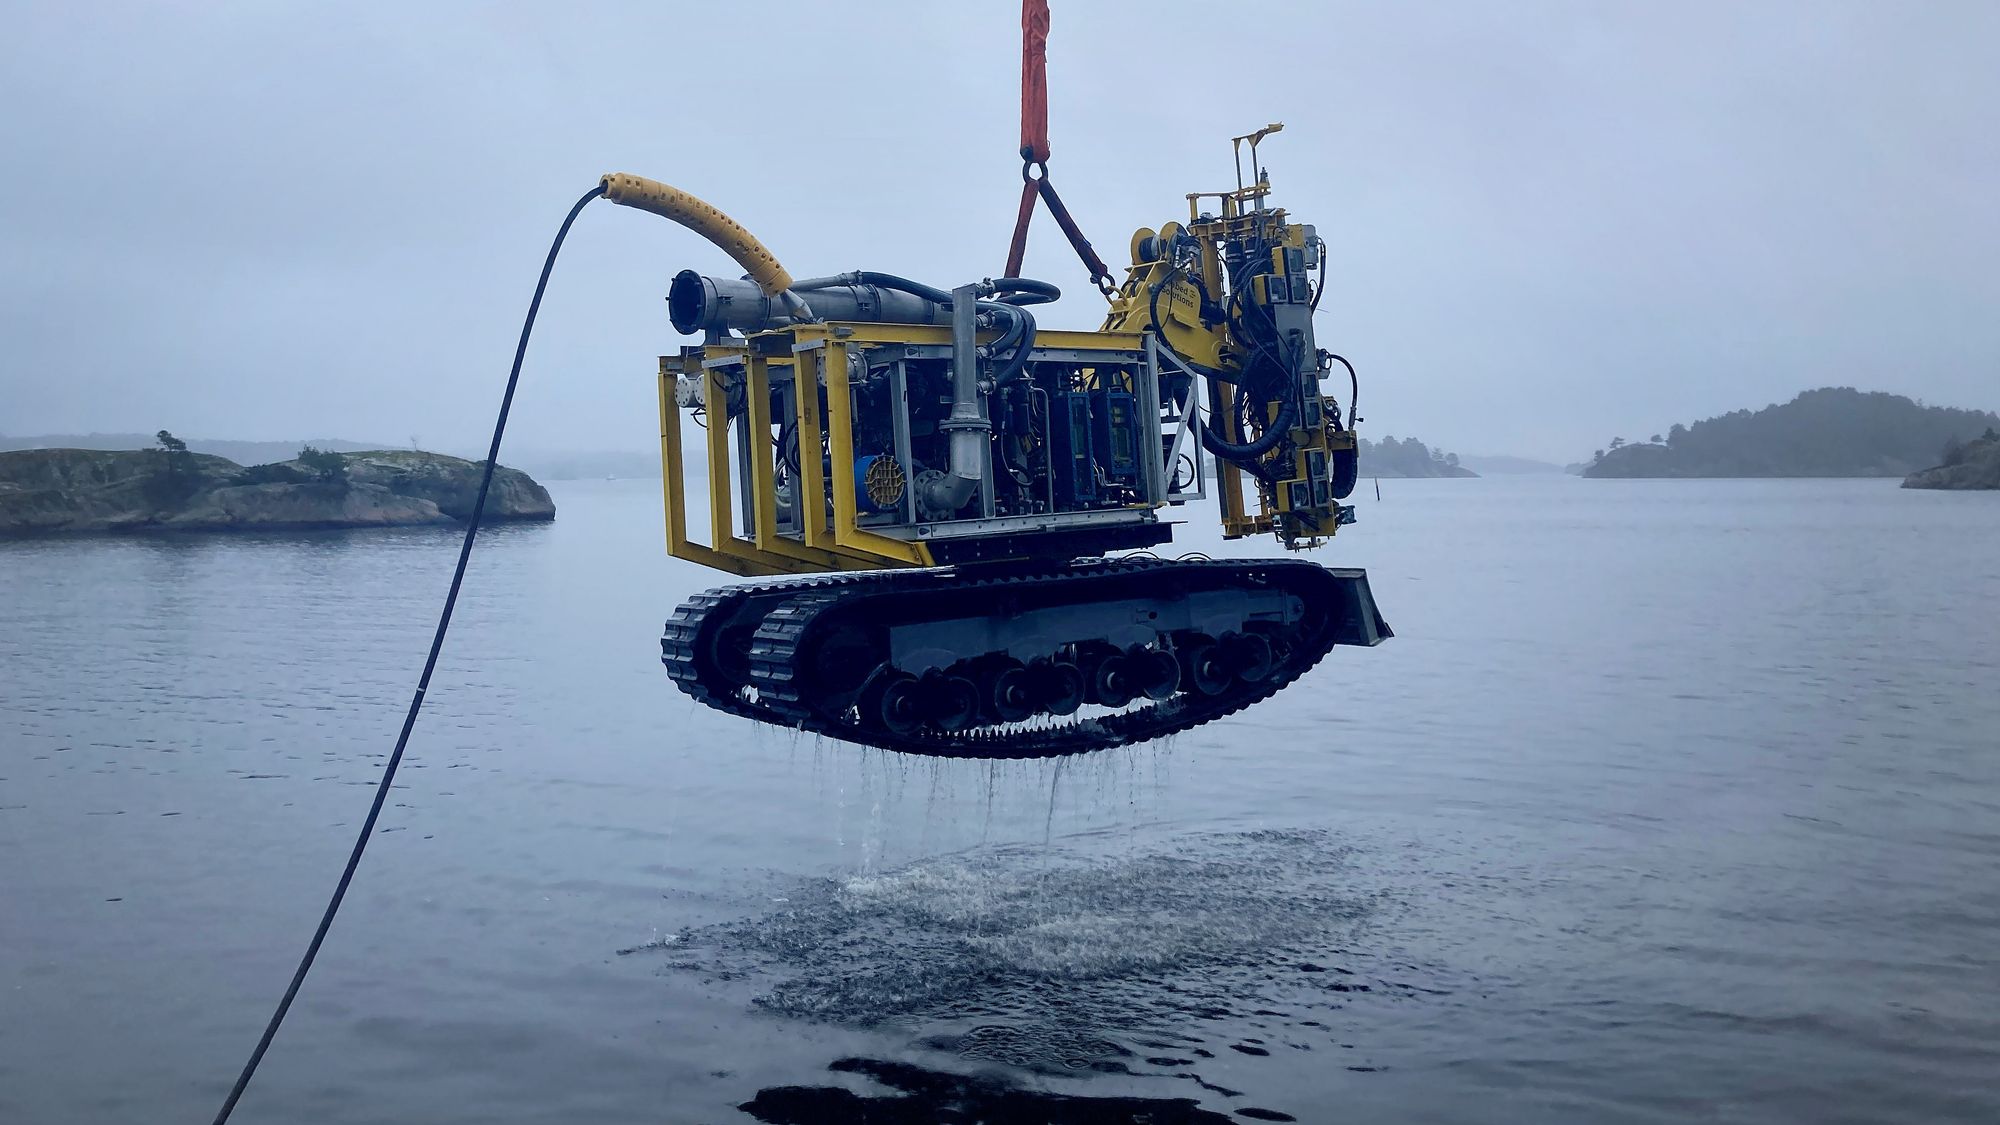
[[1003, 0, 1115, 296], [1019, 0, 1050, 165]]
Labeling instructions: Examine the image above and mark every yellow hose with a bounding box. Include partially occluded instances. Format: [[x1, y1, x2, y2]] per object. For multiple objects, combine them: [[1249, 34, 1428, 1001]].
[[598, 173, 794, 296]]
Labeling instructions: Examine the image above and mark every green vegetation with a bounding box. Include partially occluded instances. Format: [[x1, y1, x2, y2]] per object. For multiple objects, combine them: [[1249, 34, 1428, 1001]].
[[0, 433, 385, 466], [1939, 428, 1999, 469], [145, 429, 200, 508], [1584, 388, 1999, 478], [1904, 427, 2000, 490], [1, 447, 554, 535], [1359, 435, 1477, 478], [296, 444, 350, 487]]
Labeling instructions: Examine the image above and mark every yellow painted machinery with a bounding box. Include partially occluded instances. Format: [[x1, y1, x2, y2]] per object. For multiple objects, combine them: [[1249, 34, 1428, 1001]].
[[605, 126, 1390, 758], [1103, 124, 1364, 548], [197, 21, 1396, 1123]]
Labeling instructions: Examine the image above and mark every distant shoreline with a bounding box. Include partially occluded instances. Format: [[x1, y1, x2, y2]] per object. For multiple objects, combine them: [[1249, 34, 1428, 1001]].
[[0, 448, 554, 537], [1581, 388, 1997, 481]]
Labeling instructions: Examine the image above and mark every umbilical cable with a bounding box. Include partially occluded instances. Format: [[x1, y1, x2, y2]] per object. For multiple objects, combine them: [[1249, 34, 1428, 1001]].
[[207, 182, 607, 1125]]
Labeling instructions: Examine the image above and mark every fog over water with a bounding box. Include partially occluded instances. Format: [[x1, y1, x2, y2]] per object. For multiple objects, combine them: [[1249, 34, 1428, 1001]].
[[4, 1, 1998, 461]]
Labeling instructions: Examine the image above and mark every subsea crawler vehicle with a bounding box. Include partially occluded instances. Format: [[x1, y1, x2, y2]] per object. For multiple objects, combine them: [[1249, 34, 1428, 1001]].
[[620, 129, 1390, 759]]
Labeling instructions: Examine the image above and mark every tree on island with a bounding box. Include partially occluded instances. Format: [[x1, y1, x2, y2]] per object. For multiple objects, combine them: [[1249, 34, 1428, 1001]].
[[1357, 434, 1472, 477], [146, 429, 198, 508], [1586, 388, 2000, 479], [297, 445, 349, 489]]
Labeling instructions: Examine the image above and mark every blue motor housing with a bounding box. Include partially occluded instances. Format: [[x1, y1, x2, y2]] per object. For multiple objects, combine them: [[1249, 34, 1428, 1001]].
[[854, 453, 906, 514]]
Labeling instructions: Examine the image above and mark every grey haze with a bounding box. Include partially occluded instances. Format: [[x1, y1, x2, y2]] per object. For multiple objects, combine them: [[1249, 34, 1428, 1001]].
[[2, 1, 1995, 463]]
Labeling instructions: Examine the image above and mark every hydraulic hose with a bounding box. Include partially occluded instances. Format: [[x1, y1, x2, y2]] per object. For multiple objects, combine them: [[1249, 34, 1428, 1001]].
[[806, 271, 1042, 383], [983, 302, 1029, 363], [1138, 262, 1293, 464], [1328, 352, 1358, 429], [1146, 263, 1182, 342], [213, 177, 1046, 1121], [795, 270, 954, 306], [599, 173, 792, 295], [992, 276, 1060, 306], [992, 302, 1037, 382], [1202, 378, 1297, 463]]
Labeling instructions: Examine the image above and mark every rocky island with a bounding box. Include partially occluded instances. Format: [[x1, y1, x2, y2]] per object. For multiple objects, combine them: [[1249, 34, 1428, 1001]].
[[1583, 388, 1999, 479], [1903, 428, 2000, 490], [1357, 435, 1478, 478], [0, 444, 554, 536]]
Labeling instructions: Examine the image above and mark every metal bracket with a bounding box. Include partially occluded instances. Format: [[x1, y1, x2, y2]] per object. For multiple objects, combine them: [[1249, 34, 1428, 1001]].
[[1150, 338, 1209, 503]]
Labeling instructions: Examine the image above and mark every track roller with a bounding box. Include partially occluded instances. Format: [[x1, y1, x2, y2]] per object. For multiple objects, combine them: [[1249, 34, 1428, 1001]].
[[1132, 646, 1181, 701], [929, 672, 980, 733], [662, 558, 1392, 758], [1090, 649, 1137, 709], [989, 660, 1036, 723], [1033, 659, 1086, 717], [1221, 631, 1276, 683], [1180, 638, 1234, 697]]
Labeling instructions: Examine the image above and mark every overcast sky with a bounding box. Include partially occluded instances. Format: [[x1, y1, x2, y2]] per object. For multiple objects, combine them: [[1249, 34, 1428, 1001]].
[[3, 1, 1994, 462]]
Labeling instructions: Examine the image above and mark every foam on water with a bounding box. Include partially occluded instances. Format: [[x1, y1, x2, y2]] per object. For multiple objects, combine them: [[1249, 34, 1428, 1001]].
[[630, 830, 1392, 1050], [629, 828, 1406, 1119]]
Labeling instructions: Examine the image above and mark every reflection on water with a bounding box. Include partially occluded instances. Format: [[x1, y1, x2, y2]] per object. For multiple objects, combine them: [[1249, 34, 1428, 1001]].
[[4, 478, 1999, 1123], [741, 1057, 1250, 1124]]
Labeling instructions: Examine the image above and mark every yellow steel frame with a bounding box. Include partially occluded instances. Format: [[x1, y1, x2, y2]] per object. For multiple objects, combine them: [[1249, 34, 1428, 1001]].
[[741, 351, 897, 571], [658, 356, 764, 576], [657, 349, 907, 578], [659, 320, 1158, 574], [1206, 374, 1259, 539], [802, 335, 930, 565]]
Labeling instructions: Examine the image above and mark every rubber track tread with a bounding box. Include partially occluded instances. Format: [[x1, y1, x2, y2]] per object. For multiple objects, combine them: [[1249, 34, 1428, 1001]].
[[662, 559, 1352, 760]]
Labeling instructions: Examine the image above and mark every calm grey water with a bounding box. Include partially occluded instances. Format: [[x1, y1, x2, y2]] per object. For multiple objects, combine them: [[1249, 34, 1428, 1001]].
[[3, 477, 1997, 1124]]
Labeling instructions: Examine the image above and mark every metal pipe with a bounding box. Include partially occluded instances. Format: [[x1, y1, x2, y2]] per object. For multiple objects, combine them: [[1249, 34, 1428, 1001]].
[[804, 284, 951, 327], [919, 284, 990, 517], [667, 271, 949, 335]]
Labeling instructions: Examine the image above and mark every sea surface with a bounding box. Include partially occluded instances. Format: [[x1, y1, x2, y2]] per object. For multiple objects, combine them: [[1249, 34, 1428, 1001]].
[[2, 476, 1997, 1124]]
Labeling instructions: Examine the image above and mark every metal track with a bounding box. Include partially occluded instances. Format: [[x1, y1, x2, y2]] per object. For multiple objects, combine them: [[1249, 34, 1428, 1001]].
[[662, 559, 1386, 760]]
